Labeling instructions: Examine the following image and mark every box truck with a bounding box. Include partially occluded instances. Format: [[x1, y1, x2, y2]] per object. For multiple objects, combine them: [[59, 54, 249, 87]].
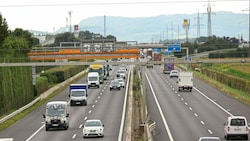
[[69, 84, 88, 106], [177, 71, 193, 92]]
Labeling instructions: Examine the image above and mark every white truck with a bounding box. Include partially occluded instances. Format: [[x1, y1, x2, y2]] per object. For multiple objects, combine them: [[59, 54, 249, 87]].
[[177, 71, 193, 92], [87, 72, 100, 88], [69, 84, 88, 106], [43, 101, 69, 131]]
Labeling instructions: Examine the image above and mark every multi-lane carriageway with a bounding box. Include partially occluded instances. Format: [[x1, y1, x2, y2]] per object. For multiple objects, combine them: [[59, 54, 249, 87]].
[[0, 57, 250, 140], [1, 62, 250, 141]]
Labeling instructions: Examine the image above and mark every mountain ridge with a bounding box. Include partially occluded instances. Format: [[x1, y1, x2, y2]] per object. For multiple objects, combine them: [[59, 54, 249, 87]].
[[78, 11, 249, 43]]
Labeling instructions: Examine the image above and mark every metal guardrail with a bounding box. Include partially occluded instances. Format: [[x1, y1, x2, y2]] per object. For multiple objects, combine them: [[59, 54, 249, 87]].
[[0, 58, 249, 67]]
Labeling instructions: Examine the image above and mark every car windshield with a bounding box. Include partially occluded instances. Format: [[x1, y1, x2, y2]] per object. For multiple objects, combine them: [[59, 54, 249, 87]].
[[117, 70, 125, 74], [71, 91, 85, 97], [46, 104, 66, 117], [117, 79, 124, 82], [89, 76, 98, 81], [85, 121, 102, 127], [111, 80, 119, 85], [230, 118, 245, 126]]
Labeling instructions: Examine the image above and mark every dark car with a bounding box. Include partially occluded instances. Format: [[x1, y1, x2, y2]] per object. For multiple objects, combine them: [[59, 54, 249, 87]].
[[109, 80, 121, 91]]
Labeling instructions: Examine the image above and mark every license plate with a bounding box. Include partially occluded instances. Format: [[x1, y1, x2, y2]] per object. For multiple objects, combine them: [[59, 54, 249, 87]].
[[52, 124, 59, 126]]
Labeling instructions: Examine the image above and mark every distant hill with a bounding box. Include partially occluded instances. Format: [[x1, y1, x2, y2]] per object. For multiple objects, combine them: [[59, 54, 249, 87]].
[[77, 11, 248, 43]]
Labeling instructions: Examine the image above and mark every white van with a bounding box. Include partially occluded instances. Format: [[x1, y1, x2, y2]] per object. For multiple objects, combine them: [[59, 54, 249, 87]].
[[43, 101, 69, 131], [224, 116, 249, 140], [87, 72, 100, 88]]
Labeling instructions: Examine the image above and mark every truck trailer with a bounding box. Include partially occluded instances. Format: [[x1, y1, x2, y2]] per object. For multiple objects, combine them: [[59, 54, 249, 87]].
[[163, 57, 174, 74]]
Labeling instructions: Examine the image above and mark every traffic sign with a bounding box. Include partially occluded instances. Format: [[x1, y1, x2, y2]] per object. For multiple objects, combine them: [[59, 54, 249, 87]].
[[157, 48, 162, 52], [167, 44, 181, 52], [184, 56, 192, 61], [152, 48, 157, 52]]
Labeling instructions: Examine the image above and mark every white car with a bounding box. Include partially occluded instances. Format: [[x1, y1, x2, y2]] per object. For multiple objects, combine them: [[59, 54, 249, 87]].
[[116, 78, 125, 88], [116, 70, 126, 79], [83, 119, 104, 138], [224, 116, 249, 140], [170, 70, 178, 78]]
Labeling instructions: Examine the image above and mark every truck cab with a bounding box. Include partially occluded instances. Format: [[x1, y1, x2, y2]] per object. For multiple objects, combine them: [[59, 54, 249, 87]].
[[69, 84, 88, 106], [43, 101, 69, 131]]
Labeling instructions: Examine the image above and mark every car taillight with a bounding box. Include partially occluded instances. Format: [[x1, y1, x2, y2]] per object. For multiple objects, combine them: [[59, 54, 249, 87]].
[[227, 126, 230, 132], [246, 127, 249, 132]]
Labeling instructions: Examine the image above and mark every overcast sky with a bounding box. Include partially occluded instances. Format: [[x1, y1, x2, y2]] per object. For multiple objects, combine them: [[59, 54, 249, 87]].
[[0, 0, 249, 33]]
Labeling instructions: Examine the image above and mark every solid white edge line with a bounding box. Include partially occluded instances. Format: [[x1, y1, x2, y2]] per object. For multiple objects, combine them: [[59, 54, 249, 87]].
[[118, 65, 131, 141], [193, 87, 233, 117], [26, 124, 45, 141], [145, 72, 174, 141]]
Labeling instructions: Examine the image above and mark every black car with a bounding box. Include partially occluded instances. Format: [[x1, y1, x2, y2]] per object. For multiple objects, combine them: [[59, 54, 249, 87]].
[[109, 80, 121, 91]]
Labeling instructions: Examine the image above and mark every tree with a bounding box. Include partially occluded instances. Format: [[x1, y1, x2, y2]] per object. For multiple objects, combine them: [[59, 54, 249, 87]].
[[1, 36, 29, 61], [54, 32, 78, 46], [0, 13, 9, 48], [11, 28, 34, 50]]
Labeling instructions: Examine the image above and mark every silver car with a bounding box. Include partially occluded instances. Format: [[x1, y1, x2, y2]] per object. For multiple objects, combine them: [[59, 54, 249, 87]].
[[116, 78, 125, 88], [109, 79, 121, 91]]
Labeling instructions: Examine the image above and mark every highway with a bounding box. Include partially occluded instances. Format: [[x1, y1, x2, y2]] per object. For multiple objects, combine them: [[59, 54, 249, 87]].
[[145, 65, 250, 141], [0, 65, 129, 141], [1, 63, 250, 141]]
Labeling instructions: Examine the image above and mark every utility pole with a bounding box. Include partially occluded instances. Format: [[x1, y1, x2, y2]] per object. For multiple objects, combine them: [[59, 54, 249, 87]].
[[194, 9, 203, 39], [68, 11, 72, 33], [204, 0, 215, 37], [104, 15, 106, 38]]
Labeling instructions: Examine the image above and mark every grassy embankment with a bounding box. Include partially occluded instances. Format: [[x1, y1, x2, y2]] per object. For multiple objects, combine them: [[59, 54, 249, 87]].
[[194, 63, 250, 106], [0, 66, 87, 131]]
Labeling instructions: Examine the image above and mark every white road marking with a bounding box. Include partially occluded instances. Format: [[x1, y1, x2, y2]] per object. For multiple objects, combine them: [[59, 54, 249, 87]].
[[208, 129, 213, 134], [145, 73, 174, 141], [72, 134, 76, 139], [194, 113, 198, 117], [95, 100, 98, 103], [79, 124, 83, 128], [200, 121, 205, 125], [185, 102, 188, 105], [193, 87, 233, 116], [92, 105, 95, 108], [84, 117, 88, 120], [189, 107, 192, 111], [88, 110, 92, 114], [26, 124, 45, 141]]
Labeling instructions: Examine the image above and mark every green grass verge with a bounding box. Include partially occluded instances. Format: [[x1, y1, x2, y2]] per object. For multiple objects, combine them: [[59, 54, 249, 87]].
[[0, 72, 86, 132], [194, 71, 250, 106]]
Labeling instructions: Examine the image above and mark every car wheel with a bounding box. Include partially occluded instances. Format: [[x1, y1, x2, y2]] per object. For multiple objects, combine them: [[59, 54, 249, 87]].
[[225, 135, 229, 140], [45, 126, 49, 131]]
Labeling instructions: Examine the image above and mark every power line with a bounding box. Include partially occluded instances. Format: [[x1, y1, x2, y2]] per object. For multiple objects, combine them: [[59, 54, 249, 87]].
[[0, 0, 248, 8]]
